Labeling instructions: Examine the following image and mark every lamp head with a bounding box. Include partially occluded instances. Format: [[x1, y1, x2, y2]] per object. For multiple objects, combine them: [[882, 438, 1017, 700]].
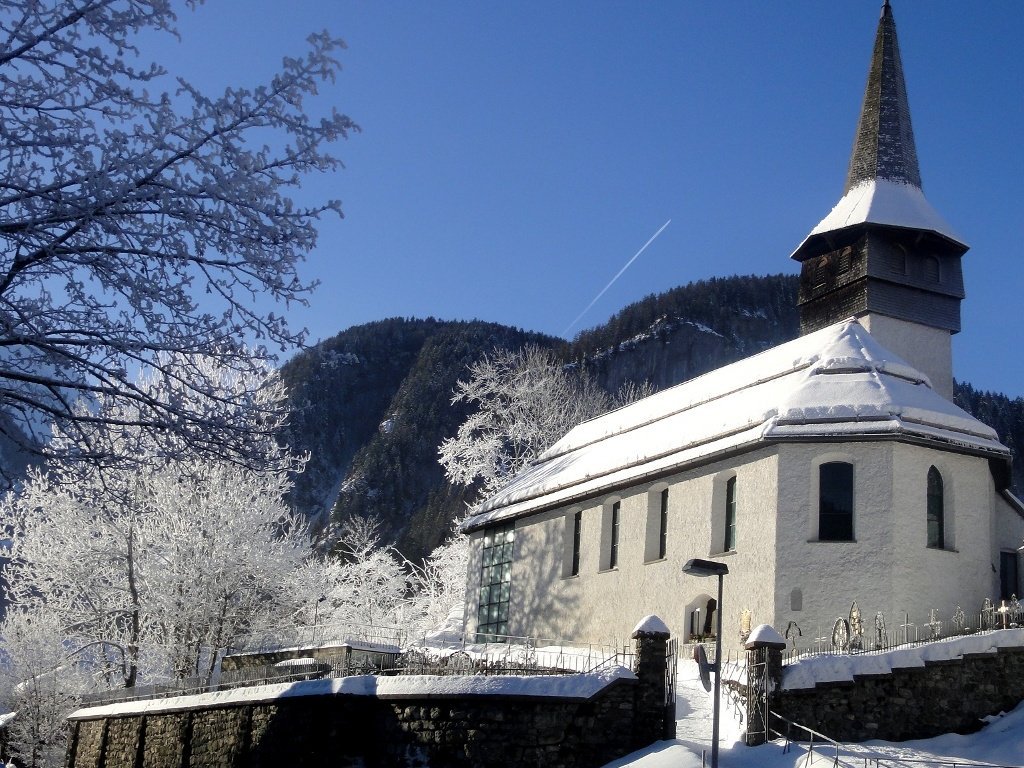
[[682, 558, 729, 577]]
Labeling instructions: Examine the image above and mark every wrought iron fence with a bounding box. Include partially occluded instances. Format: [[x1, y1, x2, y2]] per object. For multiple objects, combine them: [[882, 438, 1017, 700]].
[[780, 597, 1024, 664], [78, 630, 634, 707], [226, 620, 407, 656], [397, 633, 633, 676]]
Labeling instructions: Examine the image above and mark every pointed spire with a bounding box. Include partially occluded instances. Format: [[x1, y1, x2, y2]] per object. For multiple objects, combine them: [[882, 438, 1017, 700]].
[[844, 0, 921, 193]]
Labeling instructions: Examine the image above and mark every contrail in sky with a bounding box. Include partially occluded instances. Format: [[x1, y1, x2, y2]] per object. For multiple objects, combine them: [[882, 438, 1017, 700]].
[[562, 219, 672, 337]]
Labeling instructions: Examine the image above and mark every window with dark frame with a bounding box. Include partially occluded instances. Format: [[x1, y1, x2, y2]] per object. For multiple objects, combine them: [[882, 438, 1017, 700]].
[[609, 501, 620, 568], [477, 521, 514, 640], [926, 466, 944, 549], [658, 488, 669, 560], [571, 510, 582, 576], [724, 476, 737, 551], [819, 462, 854, 541]]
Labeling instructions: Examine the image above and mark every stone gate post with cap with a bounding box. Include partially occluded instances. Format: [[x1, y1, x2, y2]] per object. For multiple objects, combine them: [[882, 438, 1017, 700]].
[[631, 614, 673, 746]]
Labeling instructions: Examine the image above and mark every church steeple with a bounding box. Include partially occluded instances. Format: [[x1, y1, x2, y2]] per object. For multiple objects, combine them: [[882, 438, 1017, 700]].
[[789, 1, 969, 399], [844, 0, 920, 193]]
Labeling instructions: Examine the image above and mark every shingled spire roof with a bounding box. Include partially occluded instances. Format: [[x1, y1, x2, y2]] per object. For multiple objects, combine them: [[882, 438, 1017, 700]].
[[845, 0, 920, 193], [791, 1, 965, 261]]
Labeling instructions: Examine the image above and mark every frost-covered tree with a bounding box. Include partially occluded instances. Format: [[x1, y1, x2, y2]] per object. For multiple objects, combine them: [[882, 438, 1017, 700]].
[[143, 461, 311, 683], [0, 362, 310, 688], [0, 607, 87, 768], [439, 345, 651, 498], [0, 0, 356, 480], [319, 517, 409, 628], [406, 521, 469, 638]]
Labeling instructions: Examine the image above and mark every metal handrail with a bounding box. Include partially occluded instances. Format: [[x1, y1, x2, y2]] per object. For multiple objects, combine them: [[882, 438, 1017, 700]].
[[768, 710, 1023, 768]]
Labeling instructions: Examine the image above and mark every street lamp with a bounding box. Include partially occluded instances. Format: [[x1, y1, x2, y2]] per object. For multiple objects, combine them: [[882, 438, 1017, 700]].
[[682, 558, 729, 768]]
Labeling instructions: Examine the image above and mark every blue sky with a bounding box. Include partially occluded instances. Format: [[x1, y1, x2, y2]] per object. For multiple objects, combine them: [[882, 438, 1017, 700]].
[[148, 1, 1022, 396]]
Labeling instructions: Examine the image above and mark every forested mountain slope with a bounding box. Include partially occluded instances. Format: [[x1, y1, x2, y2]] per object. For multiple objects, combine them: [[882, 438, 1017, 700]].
[[279, 319, 558, 557], [280, 275, 1024, 562]]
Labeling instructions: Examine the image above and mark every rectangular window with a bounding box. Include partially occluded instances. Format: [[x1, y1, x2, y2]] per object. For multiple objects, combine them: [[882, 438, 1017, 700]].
[[477, 521, 515, 639], [609, 501, 620, 569], [819, 462, 854, 541], [658, 488, 669, 560], [724, 476, 737, 551], [571, 510, 582, 576]]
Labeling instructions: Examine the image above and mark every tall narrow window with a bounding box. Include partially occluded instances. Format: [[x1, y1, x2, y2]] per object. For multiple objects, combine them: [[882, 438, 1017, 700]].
[[926, 466, 944, 549], [571, 510, 582, 576], [609, 501, 620, 568], [1001, 551, 1019, 601], [818, 462, 854, 541], [477, 521, 514, 640], [724, 476, 737, 551], [658, 488, 669, 560]]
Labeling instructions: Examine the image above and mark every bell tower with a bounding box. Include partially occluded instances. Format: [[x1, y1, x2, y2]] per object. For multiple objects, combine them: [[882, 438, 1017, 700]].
[[790, 1, 967, 399]]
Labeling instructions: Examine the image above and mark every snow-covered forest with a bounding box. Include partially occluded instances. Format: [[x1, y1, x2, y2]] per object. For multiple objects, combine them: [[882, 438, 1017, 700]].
[[0, 362, 472, 766]]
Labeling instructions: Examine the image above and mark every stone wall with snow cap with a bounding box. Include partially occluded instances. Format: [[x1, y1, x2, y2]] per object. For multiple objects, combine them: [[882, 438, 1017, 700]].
[[772, 629, 1024, 741], [65, 666, 658, 768]]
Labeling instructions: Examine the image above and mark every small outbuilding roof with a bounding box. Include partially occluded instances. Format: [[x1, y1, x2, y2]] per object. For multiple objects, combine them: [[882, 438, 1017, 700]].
[[463, 319, 1007, 532]]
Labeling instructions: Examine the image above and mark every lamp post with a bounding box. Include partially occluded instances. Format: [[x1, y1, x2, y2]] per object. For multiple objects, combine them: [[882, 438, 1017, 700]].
[[682, 558, 729, 768]]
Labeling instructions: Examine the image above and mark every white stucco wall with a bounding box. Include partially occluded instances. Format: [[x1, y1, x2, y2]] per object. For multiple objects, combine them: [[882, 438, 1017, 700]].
[[467, 448, 780, 650], [774, 442, 896, 642], [464, 438, 1013, 652], [860, 313, 954, 400], [889, 444, 995, 627]]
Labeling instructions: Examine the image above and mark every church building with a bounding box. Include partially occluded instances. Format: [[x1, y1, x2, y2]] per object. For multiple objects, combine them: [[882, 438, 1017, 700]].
[[460, 2, 1024, 649]]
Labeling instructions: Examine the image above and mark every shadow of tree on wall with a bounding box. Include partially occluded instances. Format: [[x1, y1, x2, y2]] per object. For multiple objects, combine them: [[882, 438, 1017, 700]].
[[508, 515, 583, 643], [248, 696, 385, 767]]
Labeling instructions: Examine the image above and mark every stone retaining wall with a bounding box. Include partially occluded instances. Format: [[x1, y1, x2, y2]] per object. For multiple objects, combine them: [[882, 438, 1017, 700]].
[[66, 626, 673, 768], [67, 678, 642, 768], [764, 640, 1024, 742]]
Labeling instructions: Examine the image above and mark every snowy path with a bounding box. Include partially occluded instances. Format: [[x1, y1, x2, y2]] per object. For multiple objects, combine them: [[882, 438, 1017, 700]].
[[672, 661, 715, 751]]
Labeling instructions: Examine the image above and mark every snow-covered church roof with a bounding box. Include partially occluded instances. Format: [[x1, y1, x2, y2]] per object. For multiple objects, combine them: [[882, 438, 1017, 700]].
[[463, 319, 1008, 531]]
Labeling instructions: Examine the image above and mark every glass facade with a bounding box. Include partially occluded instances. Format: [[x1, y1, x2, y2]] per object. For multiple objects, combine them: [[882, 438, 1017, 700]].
[[477, 521, 514, 639]]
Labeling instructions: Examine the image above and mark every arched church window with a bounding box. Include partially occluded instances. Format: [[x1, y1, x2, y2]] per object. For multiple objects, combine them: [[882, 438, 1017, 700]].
[[819, 462, 854, 541], [927, 466, 944, 549], [924, 255, 941, 283]]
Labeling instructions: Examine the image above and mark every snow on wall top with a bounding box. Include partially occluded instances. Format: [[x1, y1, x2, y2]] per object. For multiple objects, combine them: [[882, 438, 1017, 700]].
[[782, 629, 1024, 690], [68, 667, 637, 720], [633, 615, 670, 635], [747, 624, 786, 648], [791, 179, 967, 259], [464, 319, 1005, 531]]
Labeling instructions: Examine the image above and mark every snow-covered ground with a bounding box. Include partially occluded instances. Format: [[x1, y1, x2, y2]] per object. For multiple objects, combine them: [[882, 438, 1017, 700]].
[[605, 659, 1024, 768]]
